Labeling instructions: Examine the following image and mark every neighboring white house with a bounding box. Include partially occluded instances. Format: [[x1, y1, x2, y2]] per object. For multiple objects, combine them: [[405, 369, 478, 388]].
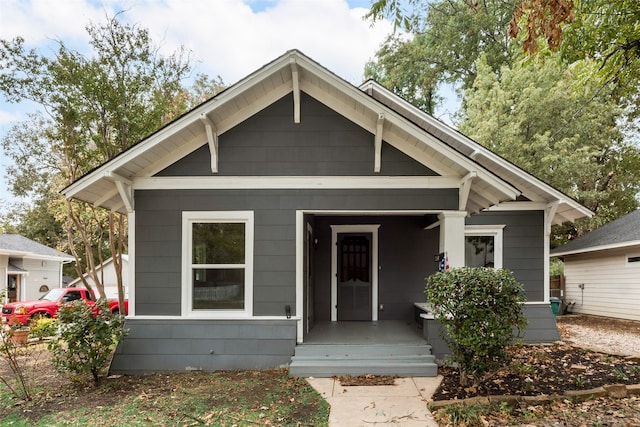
[[551, 209, 640, 321], [0, 234, 75, 303], [67, 255, 129, 300]]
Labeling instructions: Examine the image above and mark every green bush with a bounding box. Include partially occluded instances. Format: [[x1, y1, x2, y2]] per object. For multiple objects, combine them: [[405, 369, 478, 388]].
[[28, 317, 57, 340], [549, 258, 564, 276], [49, 300, 128, 384], [426, 267, 527, 387]]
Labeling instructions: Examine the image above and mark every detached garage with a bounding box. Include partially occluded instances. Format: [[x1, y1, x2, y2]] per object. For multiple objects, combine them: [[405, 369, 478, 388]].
[[552, 209, 640, 321]]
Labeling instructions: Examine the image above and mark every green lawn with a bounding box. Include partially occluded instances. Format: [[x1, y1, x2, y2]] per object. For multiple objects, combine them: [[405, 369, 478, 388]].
[[0, 368, 329, 426]]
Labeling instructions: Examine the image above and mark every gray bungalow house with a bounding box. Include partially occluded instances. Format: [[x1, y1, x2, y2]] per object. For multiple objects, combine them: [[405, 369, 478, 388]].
[[62, 50, 591, 376]]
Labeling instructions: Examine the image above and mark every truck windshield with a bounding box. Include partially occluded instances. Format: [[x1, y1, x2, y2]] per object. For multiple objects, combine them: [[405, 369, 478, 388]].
[[39, 288, 66, 301]]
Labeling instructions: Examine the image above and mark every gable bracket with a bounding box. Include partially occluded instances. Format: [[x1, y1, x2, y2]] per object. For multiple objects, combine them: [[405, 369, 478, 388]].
[[545, 200, 560, 234], [374, 113, 385, 173], [290, 59, 300, 123], [199, 113, 219, 173], [459, 171, 477, 211], [104, 171, 133, 213]]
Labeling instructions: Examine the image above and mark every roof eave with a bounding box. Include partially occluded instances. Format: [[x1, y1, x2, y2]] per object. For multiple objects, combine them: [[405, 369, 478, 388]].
[[63, 50, 525, 213], [551, 240, 640, 257], [361, 80, 593, 223]]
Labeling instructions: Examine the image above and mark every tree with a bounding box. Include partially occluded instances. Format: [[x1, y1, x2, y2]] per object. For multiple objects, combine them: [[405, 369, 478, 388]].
[[560, 0, 640, 118], [460, 53, 640, 244], [366, 0, 518, 90], [365, 33, 442, 114], [508, 0, 574, 55], [0, 14, 193, 305], [367, 0, 640, 116]]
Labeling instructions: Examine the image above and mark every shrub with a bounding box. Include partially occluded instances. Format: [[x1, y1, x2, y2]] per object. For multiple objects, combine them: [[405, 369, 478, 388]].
[[49, 300, 128, 384], [426, 267, 527, 387], [29, 317, 57, 341]]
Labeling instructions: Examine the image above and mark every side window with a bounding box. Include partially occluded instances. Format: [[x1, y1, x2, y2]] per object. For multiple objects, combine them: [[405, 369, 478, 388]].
[[182, 211, 254, 318], [627, 254, 640, 266], [465, 225, 505, 269], [63, 291, 81, 302]]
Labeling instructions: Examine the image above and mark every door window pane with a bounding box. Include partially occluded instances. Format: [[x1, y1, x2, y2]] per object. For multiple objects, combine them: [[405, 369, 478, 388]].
[[339, 236, 370, 282]]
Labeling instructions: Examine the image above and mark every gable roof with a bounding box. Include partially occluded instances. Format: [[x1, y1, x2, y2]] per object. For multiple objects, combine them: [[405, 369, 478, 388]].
[[551, 209, 640, 257], [360, 81, 592, 225], [61, 50, 590, 225], [0, 234, 74, 261]]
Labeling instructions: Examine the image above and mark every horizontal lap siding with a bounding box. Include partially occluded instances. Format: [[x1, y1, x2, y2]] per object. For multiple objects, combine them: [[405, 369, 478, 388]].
[[466, 211, 545, 301], [563, 247, 640, 321], [109, 319, 297, 374], [157, 93, 436, 177], [521, 303, 560, 342], [139, 88, 450, 318], [135, 188, 457, 316], [130, 88, 459, 372]]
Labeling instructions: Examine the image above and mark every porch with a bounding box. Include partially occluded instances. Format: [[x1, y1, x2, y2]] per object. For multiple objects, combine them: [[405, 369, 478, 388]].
[[289, 320, 438, 377]]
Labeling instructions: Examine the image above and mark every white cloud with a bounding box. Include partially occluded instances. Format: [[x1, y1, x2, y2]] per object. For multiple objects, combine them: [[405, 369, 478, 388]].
[[0, 0, 397, 125], [0, 0, 102, 48], [0, 0, 394, 82], [115, 0, 394, 85]]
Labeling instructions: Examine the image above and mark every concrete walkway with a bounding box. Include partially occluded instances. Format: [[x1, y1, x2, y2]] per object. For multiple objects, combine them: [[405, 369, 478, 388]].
[[307, 376, 442, 426]]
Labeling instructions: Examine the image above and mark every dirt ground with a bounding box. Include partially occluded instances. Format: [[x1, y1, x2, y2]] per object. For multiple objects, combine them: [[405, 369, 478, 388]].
[[2, 314, 640, 426], [432, 314, 640, 426], [0, 345, 325, 426]]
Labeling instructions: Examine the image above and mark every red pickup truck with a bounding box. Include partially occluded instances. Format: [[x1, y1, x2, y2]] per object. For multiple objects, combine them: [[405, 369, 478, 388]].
[[1, 287, 128, 326]]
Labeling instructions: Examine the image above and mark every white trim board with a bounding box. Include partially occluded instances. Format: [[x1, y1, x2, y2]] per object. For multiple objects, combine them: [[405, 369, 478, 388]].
[[181, 211, 254, 319], [134, 176, 461, 190]]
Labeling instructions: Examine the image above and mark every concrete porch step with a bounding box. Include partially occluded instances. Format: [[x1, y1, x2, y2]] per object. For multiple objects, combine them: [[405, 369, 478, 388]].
[[293, 343, 432, 358], [289, 343, 438, 377]]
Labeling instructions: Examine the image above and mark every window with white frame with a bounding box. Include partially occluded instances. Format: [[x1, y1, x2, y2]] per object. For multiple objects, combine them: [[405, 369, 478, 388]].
[[464, 225, 505, 269], [182, 211, 253, 317]]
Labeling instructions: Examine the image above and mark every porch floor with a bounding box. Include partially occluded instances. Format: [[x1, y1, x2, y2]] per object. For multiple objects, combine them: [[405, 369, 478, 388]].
[[290, 320, 436, 377], [304, 320, 425, 344]]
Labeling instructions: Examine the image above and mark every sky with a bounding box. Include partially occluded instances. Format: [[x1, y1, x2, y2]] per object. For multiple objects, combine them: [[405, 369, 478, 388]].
[[0, 0, 460, 215]]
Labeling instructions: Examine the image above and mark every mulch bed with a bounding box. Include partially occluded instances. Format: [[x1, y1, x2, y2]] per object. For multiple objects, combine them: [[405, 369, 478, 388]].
[[333, 315, 640, 402], [433, 344, 640, 401]]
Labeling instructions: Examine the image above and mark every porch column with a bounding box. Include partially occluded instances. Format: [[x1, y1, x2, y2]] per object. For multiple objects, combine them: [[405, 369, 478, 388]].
[[438, 211, 467, 268]]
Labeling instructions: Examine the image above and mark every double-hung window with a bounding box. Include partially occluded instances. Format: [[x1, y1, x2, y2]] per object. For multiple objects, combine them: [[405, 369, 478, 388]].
[[182, 211, 253, 317], [464, 225, 505, 269]]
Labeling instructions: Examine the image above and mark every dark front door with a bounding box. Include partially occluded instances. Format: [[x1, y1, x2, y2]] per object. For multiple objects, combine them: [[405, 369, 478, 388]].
[[337, 233, 372, 320], [7, 275, 18, 303]]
